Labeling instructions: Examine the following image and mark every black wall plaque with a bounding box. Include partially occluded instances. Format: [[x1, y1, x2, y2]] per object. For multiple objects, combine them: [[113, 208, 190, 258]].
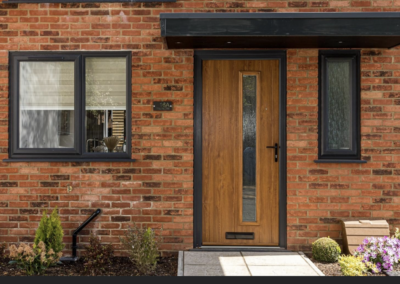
[[153, 101, 173, 111]]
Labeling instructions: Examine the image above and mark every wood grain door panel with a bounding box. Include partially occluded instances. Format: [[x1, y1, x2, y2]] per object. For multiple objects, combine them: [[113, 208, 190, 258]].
[[202, 60, 280, 246]]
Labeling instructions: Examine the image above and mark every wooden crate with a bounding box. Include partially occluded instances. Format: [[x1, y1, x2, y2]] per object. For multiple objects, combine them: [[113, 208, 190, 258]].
[[341, 220, 390, 255]]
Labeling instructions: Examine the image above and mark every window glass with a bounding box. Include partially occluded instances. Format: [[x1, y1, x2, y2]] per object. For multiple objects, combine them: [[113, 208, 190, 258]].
[[242, 74, 257, 222], [327, 59, 352, 150], [19, 61, 75, 148], [318, 51, 360, 161], [85, 57, 127, 153]]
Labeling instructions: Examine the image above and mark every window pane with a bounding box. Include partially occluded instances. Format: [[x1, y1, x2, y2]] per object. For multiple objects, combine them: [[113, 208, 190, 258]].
[[327, 59, 352, 150], [242, 75, 257, 222], [19, 62, 75, 148], [85, 57, 127, 153]]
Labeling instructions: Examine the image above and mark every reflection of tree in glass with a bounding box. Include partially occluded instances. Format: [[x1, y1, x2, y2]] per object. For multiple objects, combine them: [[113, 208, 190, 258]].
[[243, 75, 257, 150], [85, 64, 116, 113], [19, 62, 74, 148], [327, 61, 351, 150]]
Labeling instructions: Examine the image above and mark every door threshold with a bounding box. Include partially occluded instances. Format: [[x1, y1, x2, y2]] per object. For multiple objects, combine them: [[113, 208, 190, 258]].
[[191, 246, 291, 252]]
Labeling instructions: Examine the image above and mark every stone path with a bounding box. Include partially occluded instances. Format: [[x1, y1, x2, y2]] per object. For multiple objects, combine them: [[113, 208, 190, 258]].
[[178, 251, 324, 276]]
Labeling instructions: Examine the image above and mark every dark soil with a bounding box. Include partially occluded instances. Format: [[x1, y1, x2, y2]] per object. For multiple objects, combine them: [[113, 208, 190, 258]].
[[311, 259, 386, 277], [0, 256, 177, 276]]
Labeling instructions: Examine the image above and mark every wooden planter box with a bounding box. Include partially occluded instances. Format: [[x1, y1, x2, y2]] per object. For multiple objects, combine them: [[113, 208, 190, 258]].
[[341, 220, 390, 255]]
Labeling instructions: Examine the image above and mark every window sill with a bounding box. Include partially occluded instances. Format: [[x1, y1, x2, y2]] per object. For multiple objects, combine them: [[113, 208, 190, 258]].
[[314, 159, 367, 164], [3, 0, 175, 3], [3, 158, 136, 162]]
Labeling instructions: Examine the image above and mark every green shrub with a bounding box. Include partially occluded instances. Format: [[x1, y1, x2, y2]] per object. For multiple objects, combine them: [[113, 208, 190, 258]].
[[312, 237, 341, 263], [120, 224, 160, 274], [0, 242, 5, 260], [83, 234, 114, 276], [339, 255, 378, 276], [9, 242, 61, 275], [34, 207, 64, 255]]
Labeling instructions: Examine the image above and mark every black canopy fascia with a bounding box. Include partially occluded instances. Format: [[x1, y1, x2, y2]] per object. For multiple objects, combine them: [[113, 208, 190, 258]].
[[160, 12, 400, 49]]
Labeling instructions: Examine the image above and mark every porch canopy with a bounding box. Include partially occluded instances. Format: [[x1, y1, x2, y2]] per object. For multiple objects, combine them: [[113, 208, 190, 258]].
[[160, 12, 400, 49]]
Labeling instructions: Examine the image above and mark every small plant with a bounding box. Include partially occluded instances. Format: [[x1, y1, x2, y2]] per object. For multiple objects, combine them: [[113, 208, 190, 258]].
[[83, 234, 114, 276], [8, 241, 61, 275], [339, 255, 378, 276], [0, 242, 6, 260], [393, 228, 400, 241], [120, 224, 160, 274], [354, 236, 400, 272], [312, 237, 341, 263], [34, 207, 64, 255]]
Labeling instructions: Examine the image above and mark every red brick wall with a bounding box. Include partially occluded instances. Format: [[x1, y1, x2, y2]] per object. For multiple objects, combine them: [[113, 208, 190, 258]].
[[0, 2, 398, 255], [287, 48, 400, 251]]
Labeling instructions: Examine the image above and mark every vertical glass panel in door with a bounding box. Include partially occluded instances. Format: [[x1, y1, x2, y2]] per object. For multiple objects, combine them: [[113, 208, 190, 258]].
[[19, 62, 75, 148], [242, 75, 257, 222], [85, 57, 127, 153], [327, 59, 352, 150]]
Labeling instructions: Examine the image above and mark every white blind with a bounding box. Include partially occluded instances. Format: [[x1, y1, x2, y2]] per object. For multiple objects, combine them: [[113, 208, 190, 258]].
[[19, 61, 74, 110], [85, 57, 126, 110]]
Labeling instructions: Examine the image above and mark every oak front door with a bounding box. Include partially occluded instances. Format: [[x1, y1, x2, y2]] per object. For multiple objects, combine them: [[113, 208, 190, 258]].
[[202, 60, 280, 246]]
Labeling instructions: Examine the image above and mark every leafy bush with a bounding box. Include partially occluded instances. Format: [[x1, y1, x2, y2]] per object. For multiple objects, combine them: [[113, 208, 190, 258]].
[[354, 236, 400, 272], [83, 234, 114, 276], [9, 241, 61, 275], [312, 237, 341, 263], [120, 224, 160, 274], [339, 255, 378, 276], [34, 207, 64, 255], [0, 242, 5, 260]]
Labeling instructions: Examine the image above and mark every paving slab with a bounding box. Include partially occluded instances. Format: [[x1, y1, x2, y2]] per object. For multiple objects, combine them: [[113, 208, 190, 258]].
[[248, 265, 319, 276], [184, 251, 246, 266], [184, 265, 251, 276], [242, 252, 308, 266], [179, 251, 324, 276]]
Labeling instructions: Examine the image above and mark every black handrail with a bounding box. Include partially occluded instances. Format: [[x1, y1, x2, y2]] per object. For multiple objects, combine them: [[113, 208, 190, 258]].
[[72, 208, 102, 258]]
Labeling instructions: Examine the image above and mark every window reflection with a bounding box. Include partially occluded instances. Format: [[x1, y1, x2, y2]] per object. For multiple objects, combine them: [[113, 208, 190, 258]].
[[19, 61, 75, 148], [85, 58, 127, 153], [242, 75, 257, 222]]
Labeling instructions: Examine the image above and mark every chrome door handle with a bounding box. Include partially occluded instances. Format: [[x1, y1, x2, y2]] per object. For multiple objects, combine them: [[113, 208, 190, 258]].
[[266, 143, 278, 162]]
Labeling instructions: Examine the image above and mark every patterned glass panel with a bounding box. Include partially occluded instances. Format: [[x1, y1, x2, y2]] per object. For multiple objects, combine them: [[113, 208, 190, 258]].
[[242, 75, 257, 222], [327, 59, 352, 150]]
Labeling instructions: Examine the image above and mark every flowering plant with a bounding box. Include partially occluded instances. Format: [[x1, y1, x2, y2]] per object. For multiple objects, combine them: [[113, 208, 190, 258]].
[[8, 241, 62, 275], [354, 236, 400, 272]]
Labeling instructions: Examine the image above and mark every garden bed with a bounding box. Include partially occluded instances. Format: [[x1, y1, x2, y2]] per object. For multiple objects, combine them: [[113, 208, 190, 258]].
[[311, 259, 387, 277], [0, 256, 177, 276]]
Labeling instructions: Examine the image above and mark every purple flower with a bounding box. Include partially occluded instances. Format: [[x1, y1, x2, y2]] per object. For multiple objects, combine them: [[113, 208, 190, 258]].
[[355, 237, 400, 272]]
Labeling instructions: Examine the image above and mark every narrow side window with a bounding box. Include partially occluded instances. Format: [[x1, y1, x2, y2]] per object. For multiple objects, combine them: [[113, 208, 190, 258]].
[[318, 50, 361, 160]]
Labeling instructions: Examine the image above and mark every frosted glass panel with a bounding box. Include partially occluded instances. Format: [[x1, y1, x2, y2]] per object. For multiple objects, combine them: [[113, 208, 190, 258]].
[[327, 60, 352, 150], [85, 58, 127, 153], [242, 75, 257, 222], [19, 62, 75, 148]]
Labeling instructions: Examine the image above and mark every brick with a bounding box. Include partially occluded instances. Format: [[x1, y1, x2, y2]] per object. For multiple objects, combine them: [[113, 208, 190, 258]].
[[0, 5, 397, 257]]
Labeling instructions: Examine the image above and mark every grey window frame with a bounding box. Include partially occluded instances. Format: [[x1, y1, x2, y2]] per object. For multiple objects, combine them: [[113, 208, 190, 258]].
[[8, 51, 132, 162], [318, 50, 361, 161]]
